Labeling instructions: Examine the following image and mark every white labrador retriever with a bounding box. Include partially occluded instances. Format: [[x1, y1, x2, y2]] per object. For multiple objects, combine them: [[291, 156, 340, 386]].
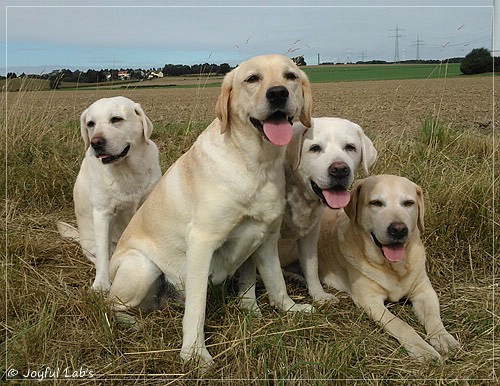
[[239, 117, 377, 306], [59, 96, 161, 291], [108, 55, 313, 368], [318, 175, 460, 361]]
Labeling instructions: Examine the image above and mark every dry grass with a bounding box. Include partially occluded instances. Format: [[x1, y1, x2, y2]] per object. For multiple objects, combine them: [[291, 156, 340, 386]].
[[2, 76, 498, 384]]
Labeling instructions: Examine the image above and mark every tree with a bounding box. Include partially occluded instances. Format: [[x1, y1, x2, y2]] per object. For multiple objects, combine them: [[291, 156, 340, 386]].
[[292, 55, 306, 66], [460, 48, 493, 75]]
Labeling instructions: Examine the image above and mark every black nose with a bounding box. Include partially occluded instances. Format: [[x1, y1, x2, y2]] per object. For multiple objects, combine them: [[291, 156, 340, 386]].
[[387, 222, 408, 240], [91, 136, 106, 151], [328, 162, 350, 180], [266, 86, 289, 107]]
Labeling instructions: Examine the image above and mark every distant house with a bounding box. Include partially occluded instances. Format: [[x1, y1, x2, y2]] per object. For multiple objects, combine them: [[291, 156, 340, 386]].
[[117, 70, 130, 80], [147, 71, 164, 80]]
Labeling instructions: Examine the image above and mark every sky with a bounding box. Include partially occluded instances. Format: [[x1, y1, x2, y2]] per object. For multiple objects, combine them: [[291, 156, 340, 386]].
[[1, 0, 495, 76]]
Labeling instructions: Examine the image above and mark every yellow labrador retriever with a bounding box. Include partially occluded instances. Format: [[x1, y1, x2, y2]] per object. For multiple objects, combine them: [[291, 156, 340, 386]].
[[108, 55, 313, 367], [59, 96, 161, 291], [281, 117, 377, 301], [238, 117, 377, 306], [318, 175, 460, 361]]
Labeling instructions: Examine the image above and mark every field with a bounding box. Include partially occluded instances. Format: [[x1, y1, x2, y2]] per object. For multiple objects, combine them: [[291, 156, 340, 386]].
[[3, 69, 499, 384], [1, 62, 464, 92]]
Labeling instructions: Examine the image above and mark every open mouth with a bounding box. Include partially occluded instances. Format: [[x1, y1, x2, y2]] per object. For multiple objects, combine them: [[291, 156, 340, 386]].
[[250, 111, 294, 146], [311, 180, 350, 209], [371, 233, 406, 262], [96, 144, 130, 164]]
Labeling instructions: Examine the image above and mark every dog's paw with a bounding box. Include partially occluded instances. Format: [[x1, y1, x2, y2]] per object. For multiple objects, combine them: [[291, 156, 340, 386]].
[[429, 331, 460, 354], [115, 311, 142, 331], [238, 298, 262, 316], [406, 342, 442, 363], [92, 278, 111, 292], [286, 303, 315, 313], [311, 290, 339, 304], [180, 345, 214, 371]]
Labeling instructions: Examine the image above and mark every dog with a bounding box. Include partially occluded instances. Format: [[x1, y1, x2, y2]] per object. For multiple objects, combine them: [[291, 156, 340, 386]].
[[281, 117, 377, 301], [317, 175, 460, 361], [59, 96, 162, 292], [238, 117, 377, 306], [108, 54, 314, 368]]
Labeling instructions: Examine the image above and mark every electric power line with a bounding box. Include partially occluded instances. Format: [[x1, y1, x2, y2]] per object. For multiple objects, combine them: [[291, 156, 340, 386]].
[[411, 35, 425, 60], [389, 24, 406, 63]]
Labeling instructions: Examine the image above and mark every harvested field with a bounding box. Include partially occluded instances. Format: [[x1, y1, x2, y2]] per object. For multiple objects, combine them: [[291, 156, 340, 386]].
[[6, 76, 495, 134], [3, 74, 499, 384]]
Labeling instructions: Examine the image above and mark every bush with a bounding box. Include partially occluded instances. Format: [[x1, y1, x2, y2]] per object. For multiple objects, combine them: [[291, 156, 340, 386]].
[[460, 47, 493, 75]]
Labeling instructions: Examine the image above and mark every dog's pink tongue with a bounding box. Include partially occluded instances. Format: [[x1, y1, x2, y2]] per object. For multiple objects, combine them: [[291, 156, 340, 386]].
[[322, 189, 350, 209], [263, 120, 293, 146], [382, 245, 406, 262]]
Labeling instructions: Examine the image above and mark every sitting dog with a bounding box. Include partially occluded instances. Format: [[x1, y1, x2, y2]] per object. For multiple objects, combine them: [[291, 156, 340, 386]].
[[318, 175, 460, 361], [59, 96, 161, 291], [238, 117, 376, 307], [108, 55, 314, 368], [281, 117, 377, 301]]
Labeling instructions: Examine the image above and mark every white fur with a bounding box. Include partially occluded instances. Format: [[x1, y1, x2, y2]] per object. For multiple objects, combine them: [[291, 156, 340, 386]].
[[70, 96, 161, 291]]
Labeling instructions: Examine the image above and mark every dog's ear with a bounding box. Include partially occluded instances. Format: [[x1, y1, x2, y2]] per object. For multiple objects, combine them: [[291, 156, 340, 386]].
[[215, 69, 234, 134], [416, 184, 425, 232], [357, 126, 377, 176], [298, 69, 312, 128], [345, 179, 363, 222], [134, 103, 153, 142], [80, 108, 90, 150], [286, 125, 309, 171]]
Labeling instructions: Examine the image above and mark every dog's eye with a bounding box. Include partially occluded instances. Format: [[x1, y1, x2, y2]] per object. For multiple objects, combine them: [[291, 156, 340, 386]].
[[245, 74, 260, 83], [345, 144, 356, 152], [111, 116, 124, 124], [402, 200, 415, 207], [369, 200, 384, 207], [285, 72, 298, 80], [309, 144, 322, 153], [87, 121, 95, 128]]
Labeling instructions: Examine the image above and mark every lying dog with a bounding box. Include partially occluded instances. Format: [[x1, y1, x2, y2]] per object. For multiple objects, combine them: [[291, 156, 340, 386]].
[[108, 55, 314, 368], [318, 175, 460, 361], [238, 117, 377, 306], [59, 96, 161, 291]]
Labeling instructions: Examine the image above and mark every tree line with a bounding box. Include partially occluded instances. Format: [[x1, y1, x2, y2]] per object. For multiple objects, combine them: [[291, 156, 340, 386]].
[[3, 62, 234, 88]]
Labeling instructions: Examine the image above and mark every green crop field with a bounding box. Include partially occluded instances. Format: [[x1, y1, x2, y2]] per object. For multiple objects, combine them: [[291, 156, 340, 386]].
[[303, 63, 462, 83]]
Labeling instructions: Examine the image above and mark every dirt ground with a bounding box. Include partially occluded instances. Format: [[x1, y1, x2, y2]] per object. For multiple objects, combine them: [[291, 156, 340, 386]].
[[6, 76, 497, 139]]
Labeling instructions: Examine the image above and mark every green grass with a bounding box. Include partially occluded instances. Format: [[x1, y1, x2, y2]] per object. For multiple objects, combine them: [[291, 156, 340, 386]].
[[3, 83, 498, 383], [303, 63, 462, 83]]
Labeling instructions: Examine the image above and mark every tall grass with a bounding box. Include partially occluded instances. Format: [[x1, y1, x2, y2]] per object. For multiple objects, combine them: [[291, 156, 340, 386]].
[[2, 84, 498, 384]]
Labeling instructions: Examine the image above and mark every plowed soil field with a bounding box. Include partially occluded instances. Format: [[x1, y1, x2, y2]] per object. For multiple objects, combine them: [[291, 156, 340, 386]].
[[7, 76, 497, 139]]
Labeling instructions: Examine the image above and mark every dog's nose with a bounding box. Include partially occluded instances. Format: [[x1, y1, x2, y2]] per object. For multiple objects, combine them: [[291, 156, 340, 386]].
[[91, 136, 106, 150], [328, 162, 350, 180], [266, 86, 289, 107], [387, 222, 408, 240]]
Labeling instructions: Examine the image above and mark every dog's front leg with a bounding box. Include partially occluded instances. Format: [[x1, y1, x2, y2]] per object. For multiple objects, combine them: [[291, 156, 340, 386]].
[[297, 223, 338, 303], [180, 228, 218, 369], [410, 279, 460, 354], [253, 225, 313, 313], [91, 208, 114, 291], [353, 291, 442, 362]]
